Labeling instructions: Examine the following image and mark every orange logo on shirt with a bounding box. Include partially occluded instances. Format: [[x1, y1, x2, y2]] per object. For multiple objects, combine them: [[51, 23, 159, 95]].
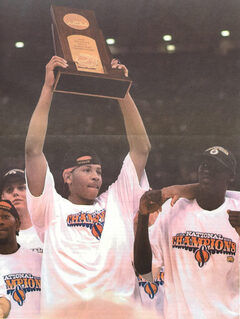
[[66, 209, 106, 240], [12, 286, 26, 306], [138, 271, 164, 299], [194, 246, 210, 267], [4, 273, 41, 306], [172, 230, 236, 267], [144, 282, 158, 299]]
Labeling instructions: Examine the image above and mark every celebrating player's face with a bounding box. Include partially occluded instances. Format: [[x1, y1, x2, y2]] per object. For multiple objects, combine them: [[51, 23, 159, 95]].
[[69, 164, 102, 204], [1, 182, 27, 211], [0, 209, 20, 244], [198, 158, 231, 190]]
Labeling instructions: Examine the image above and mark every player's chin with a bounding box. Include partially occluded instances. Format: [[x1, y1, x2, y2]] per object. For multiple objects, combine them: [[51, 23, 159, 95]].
[[12, 202, 24, 209], [86, 188, 100, 199]]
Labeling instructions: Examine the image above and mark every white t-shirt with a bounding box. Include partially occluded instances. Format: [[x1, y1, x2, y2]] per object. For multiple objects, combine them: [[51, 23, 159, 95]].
[[0, 247, 42, 318], [26, 154, 149, 314], [0, 275, 8, 299], [17, 227, 43, 253], [150, 197, 240, 319]]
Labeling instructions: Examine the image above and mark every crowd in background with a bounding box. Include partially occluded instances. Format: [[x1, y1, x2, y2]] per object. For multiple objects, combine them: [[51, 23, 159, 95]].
[[0, 51, 240, 192]]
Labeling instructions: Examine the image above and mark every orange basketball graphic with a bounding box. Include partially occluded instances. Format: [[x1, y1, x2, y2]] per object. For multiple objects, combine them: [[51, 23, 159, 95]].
[[195, 246, 210, 267], [91, 223, 103, 240], [144, 282, 158, 299], [12, 286, 26, 306]]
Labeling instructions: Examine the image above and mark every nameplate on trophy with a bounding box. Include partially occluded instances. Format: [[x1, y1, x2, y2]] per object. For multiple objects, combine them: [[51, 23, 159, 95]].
[[51, 6, 132, 99]]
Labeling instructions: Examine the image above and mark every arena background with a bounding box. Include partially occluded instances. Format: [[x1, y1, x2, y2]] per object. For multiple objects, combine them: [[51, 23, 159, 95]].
[[0, 0, 240, 194]]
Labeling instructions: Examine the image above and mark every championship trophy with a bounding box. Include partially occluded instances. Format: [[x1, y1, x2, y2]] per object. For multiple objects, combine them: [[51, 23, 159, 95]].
[[51, 5, 132, 99]]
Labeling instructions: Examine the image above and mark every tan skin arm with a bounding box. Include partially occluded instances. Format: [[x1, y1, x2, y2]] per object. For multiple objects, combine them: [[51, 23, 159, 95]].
[[134, 190, 163, 275], [112, 59, 151, 182], [25, 56, 68, 196], [0, 297, 10, 318], [135, 183, 200, 213], [161, 183, 199, 207]]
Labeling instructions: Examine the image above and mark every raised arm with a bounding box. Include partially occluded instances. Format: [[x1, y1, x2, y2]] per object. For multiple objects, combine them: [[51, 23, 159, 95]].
[[112, 60, 151, 181], [25, 56, 68, 196]]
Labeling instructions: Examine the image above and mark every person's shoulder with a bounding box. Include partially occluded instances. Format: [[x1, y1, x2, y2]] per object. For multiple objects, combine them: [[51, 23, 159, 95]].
[[178, 197, 195, 206], [225, 195, 240, 209], [162, 197, 193, 212], [18, 247, 42, 261], [156, 198, 193, 223], [96, 190, 108, 204], [225, 190, 240, 199]]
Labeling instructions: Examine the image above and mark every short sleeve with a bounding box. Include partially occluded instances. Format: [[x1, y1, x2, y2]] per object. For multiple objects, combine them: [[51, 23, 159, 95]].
[[106, 153, 149, 218], [226, 190, 240, 200], [25, 165, 57, 239]]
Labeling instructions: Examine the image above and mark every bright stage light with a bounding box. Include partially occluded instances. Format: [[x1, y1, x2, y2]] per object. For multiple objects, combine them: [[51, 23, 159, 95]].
[[163, 34, 172, 42], [221, 30, 230, 37], [106, 38, 115, 45], [15, 42, 24, 48], [167, 44, 176, 52]]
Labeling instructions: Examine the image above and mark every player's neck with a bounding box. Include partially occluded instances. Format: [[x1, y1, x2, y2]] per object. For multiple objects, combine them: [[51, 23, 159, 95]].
[[196, 190, 226, 211], [0, 241, 19, 254], [68, 194, 95, 205]]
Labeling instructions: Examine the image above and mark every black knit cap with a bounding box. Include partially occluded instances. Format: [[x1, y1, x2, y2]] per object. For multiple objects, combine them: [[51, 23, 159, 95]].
[[202, 146, 237, 176], [0, 169, 25, 194], [62, 148, 101, 171], [0, 200, 20, 221]]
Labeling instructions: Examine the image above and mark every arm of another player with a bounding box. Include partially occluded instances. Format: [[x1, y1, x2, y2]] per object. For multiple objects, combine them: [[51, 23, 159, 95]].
[[134, 190, 162, 276], [0, 297, 10, 318], [112, 59, 151, 181], [161, 183, 200, 206], [25, 56, 68, 196]]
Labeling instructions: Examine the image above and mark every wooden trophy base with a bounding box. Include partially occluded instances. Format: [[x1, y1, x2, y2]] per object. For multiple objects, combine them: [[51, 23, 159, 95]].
[[54, 61, 131, 99], [51, 6, 132, 99]]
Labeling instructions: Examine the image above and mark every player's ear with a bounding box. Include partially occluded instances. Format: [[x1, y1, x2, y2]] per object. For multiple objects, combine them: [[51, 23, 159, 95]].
[[62, 169, 73, 185]]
